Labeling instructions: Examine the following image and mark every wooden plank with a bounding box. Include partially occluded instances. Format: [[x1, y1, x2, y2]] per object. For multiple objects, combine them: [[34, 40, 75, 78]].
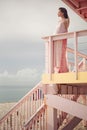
[[47, 107, 57, 130], [42, 72, 87, 84], [62, 0, 87, 22], [69, 0, 79, 8], [45, 94, 87, 120]]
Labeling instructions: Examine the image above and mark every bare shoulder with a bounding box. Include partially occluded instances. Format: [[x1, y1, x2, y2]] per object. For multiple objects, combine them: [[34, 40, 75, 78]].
[[65, 18, 70, 24], [64, 18, 70, 28]]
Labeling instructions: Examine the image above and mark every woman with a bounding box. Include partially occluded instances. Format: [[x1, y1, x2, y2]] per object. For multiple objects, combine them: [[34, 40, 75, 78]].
[[48, 7, 70, 95], [54, 7, 70, 73]]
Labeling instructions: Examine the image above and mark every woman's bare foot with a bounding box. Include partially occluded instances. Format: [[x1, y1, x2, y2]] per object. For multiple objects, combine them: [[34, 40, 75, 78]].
[[54, 66, 60, 73]]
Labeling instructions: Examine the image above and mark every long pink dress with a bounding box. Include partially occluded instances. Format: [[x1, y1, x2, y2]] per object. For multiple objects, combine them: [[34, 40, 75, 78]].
[[54, 20, 68, 73]]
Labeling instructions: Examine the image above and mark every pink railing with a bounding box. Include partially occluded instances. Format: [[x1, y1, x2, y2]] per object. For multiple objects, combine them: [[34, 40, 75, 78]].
[[0, 82, 47, 130], [42, 30, 87, 79], [46, 94, 86, 130], [57, 86, 80, 129], [67, 48, 87, 72], [23, 104, 47, 130], [21, 83, 80, 130]]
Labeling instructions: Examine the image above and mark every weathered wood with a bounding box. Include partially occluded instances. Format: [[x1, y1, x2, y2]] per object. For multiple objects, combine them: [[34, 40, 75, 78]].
[[45, 94, 87, 120]]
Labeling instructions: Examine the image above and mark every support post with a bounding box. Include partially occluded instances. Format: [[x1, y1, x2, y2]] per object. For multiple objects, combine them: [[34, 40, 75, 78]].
[[49, 36, 53, 80], [47, 106, 57, 130], [74, 32, 78, 80]]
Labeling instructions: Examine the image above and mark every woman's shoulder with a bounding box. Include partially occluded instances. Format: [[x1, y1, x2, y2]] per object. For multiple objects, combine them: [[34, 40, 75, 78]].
[[64, 18, 70, 23], [64, 18, 70, 28]]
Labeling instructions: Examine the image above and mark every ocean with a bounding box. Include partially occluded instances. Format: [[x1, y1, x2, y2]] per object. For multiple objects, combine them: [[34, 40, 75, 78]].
[[0, 85, 32, 103]]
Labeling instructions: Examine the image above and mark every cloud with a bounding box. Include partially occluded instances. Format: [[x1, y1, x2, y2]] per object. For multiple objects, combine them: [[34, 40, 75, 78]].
[[0, 68, 41, 86], [0, 0, 87, 79]]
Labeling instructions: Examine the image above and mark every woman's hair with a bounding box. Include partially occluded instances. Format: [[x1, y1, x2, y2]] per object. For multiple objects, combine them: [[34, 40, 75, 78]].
[[59, 7, 69, 19]]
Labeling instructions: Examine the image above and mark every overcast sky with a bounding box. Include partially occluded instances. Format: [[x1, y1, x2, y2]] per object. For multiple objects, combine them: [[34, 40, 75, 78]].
[[0, 0, 87, 86]]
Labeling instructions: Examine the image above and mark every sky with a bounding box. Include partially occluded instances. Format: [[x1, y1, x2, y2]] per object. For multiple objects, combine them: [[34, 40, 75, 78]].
[[0, 0, 87, 86]]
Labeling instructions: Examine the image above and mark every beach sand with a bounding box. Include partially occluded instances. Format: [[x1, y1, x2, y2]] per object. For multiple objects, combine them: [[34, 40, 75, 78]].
[[0, 102, 16, 119]]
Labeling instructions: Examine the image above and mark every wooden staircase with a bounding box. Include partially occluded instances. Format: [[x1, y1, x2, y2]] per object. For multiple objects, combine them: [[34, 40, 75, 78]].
[[0, 83, 86, 130], [0, 82, 47, 130], [0, 30, 87, 130]]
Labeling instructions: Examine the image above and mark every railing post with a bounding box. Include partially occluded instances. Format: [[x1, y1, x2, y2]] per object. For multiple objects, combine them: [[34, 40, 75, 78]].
[[83, 58, 86, 71], [74, 32, 78, 80], [48, 36, 53, 80]]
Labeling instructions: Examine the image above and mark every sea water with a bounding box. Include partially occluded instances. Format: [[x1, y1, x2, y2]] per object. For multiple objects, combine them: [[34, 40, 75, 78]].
[[0, 85, 32, 103]]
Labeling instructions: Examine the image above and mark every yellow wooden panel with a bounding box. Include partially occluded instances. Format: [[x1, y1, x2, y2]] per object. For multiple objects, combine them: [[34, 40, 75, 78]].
[[42, 72, 87, 84]]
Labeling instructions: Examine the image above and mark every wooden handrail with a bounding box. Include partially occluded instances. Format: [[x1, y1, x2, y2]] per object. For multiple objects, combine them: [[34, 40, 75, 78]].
[[43, 29, 87, 76], [0, 81, 42, 122], [67, 47, 87, 59], [42, 30, 87, 41], [0, 81, 46, 130], [45, 94, 87, 120], [24, 104, 47, 129]]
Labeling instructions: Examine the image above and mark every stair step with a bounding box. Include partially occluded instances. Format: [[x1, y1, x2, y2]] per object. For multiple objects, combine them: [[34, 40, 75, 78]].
[[62, 117, 82, 130]]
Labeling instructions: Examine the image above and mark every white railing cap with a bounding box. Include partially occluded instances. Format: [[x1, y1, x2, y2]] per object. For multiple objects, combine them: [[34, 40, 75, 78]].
[[42, 30, 87, 41]]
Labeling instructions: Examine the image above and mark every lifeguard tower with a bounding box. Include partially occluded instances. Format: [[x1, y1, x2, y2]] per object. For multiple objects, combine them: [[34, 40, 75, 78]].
[[0, 0, 87, 130]]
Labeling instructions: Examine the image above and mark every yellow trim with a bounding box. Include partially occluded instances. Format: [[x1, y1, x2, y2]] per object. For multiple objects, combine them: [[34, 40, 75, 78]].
[[42, 72, 87, 84]]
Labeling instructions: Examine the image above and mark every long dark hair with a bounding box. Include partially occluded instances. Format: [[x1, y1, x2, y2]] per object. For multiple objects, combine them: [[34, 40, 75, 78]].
[[59, 7, 69, 19]]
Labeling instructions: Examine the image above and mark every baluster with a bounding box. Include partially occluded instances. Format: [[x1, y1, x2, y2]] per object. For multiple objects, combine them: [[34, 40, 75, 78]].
[[1, 123, 4, 130], [12, 112, 15, 130], [20, 105, 23, 129], [32, 93, 34, 114], [23, 102, 26, 125], [34, 91, 37, 111], [34, 119, 37, 130], [40, 114, 42, 130], [3, 120, 5, 130], [29, 125, 32, 130], [35, 90, 37, 110], [31, 121, 34, 130], [7, 117, 10, 130], [19, 107, 22, 130], [27, 98, 29, 120], [16, 111, 19, 130], [38, 115, 41, 130], [37, 116, 39, 130], [40, 89, 42, 106], [33, 120, 36, 130], [29, 96, 31, 118], [14, 112, 17, 130], [22, 103, 25, 127], [37, 89, 39, 109], [33, 92, 36, 114], [37, 89, 40, 109], [41, 113, 44, 130], [24, 100, 27, 123], [10, 114, 12, 130], [31, 94, 33, 115], [30, 96, 32, 117]]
